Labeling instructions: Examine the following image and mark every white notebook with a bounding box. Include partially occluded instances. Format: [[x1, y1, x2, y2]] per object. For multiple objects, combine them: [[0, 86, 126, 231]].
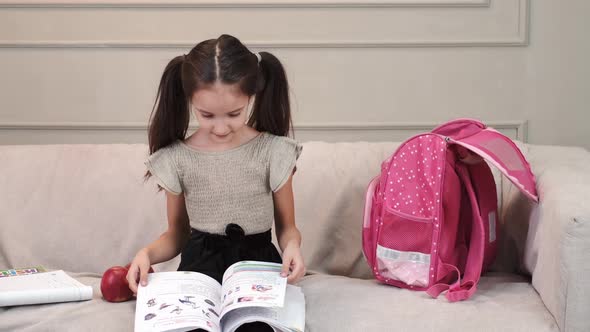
[[0, 270, 93, 307]]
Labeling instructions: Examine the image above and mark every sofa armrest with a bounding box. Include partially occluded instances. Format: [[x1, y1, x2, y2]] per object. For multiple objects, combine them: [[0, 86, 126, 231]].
[[505, 144, 590, 332]]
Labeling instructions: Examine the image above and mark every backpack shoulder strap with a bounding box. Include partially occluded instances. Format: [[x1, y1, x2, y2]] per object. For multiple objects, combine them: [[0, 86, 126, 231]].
[[447, 162, 486, 301], [425, 162, 485, 302]]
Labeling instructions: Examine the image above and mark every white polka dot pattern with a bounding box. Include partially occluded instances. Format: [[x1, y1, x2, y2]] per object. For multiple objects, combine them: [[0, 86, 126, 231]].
[[382, 134, 447, 220]]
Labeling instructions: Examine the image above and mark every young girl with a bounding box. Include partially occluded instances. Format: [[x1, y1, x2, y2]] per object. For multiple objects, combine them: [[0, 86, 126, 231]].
[[126, 35, 305, 298]]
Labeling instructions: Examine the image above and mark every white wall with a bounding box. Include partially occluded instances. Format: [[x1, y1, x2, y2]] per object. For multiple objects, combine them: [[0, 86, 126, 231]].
[[0, 0, 587, 148], [524, 1, 589, 148]]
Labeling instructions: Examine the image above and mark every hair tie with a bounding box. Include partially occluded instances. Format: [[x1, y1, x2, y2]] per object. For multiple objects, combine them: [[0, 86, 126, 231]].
[[254, 52, 262, 64]]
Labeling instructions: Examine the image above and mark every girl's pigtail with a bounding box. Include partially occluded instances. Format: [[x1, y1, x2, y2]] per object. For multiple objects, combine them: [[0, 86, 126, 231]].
[[148, 55, 190, 154], [248, 52, 292, 137]]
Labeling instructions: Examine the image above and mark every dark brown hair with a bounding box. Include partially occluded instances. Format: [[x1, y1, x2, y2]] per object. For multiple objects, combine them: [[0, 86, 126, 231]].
[[147, 34, 292, 156]]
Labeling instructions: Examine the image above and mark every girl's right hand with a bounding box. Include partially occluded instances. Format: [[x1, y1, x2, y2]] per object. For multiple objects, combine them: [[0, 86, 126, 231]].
[[126, 248, 151, 294]]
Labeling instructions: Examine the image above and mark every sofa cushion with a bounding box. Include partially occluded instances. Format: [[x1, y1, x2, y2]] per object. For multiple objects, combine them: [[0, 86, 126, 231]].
[[299, 272, 558, 332], [0, 144, 168, 275], [0, 272, 557, 332], [293, 141, 398, 279], [0, 141, 525, 278]]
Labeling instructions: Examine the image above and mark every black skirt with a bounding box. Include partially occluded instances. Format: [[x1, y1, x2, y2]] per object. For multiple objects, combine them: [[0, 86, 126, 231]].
[[178, 224, 282, 332], [178, 223, 282, 284]]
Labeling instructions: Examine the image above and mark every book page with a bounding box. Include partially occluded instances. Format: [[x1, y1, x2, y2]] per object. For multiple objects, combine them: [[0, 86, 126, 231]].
[[135, 271, 223, 332], [0, 270, 92, 307], [219, 261, 287, 318], [220, 285, 305, 332]]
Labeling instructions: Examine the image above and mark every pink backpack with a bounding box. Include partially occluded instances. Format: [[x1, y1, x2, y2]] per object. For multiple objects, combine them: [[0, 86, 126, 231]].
[[362, 119, 538, 301]]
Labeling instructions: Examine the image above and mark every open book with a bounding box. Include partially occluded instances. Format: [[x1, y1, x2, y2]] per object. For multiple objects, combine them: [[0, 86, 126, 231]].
[[134, 261, 305, 332], [0, 270, 93, 307]]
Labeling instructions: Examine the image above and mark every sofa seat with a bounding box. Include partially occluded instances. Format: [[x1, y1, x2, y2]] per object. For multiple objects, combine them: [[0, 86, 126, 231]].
[[299, 273, 558, 332], [0, 272, 558, 332]]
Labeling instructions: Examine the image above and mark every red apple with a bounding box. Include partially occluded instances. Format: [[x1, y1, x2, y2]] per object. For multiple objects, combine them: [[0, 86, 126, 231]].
[[100, 266, 133, 302]]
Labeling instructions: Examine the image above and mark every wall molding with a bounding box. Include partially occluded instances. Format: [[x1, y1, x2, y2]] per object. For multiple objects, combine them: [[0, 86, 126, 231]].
[[0, 39, 526, 49], [0, 0, 529, 48], [0, 0, 490, 8], [0, 120, 528, 142]]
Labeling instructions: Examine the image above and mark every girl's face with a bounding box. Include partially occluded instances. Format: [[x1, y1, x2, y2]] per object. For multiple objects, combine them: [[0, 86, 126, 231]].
[[191, 82, 251, 144]]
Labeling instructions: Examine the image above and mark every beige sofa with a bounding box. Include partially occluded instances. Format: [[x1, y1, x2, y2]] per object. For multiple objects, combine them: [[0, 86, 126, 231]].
[[0, 141, 588, 332]]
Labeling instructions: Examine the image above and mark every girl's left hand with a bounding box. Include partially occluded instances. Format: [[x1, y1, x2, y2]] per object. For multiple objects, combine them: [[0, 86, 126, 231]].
[[280, 243, 306, 284]]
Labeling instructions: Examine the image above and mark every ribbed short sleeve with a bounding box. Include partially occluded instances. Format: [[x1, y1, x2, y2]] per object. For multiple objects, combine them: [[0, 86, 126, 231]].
[[269, 136, 302, 192], [145, 145, 182, 195]]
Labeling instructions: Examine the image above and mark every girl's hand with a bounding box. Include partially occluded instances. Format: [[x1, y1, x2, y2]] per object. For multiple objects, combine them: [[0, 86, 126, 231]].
[[280, 243, 306, 284], [126, 248, 152, 294]]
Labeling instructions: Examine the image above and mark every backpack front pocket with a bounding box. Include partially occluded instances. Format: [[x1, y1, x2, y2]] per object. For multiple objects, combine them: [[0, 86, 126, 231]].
[[376, 208, 434, 287]]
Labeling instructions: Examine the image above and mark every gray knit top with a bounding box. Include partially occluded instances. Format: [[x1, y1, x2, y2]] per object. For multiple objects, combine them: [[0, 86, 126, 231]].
[[145, 132, 302, 235]]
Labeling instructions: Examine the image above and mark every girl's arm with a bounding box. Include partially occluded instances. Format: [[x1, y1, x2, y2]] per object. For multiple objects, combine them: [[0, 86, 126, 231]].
[[127, 191, 190, 293], [145, 191, 191, 263], [273, 174, 306, 284]]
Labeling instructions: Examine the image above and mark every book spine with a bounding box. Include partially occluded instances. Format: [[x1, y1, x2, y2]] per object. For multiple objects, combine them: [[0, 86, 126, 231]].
[[0, 286, 93, 307]]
